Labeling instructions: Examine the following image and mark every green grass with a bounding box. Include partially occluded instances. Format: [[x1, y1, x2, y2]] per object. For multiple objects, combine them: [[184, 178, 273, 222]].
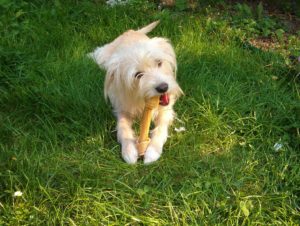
[[1, 1, 300, 225]]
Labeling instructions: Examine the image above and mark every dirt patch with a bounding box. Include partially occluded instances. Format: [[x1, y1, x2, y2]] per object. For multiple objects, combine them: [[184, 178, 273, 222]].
[[248, 37, 281, 51]]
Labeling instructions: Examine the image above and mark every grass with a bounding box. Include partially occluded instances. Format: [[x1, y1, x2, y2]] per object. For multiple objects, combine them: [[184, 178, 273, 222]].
[[1, 1, 300, 225]]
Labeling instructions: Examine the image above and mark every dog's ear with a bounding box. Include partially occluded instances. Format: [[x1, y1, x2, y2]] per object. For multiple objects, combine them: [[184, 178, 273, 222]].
[[88, 44, 113, 70], [150, 37, 177, 76], [89, 44, 116, 100], [137, 20, 160, 34]]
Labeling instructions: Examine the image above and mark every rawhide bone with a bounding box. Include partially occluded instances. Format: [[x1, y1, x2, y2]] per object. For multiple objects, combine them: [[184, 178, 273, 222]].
[[136, 96, 160, 157]]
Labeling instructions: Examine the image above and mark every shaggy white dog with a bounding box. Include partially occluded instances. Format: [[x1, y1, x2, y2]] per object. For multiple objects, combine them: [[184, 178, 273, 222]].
[[89, 21, 182, 164]]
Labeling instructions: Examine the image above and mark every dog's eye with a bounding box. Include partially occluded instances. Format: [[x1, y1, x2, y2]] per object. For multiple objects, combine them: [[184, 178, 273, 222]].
[[157, 60, 162, 67], [135, 72, 144, 79]]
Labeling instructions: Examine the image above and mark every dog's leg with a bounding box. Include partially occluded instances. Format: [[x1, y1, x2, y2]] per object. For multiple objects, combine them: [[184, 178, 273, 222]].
[[117, 113, 138, 164], [144, 109, 174, 164]]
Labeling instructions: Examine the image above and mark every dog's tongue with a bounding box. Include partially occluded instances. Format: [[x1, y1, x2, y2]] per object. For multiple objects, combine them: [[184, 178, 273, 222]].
[[159, 94, 169, 106]]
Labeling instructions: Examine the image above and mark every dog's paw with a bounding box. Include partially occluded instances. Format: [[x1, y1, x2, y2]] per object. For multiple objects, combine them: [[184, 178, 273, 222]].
[[122, 142, 138, 164], [144, 146, 162, 164]]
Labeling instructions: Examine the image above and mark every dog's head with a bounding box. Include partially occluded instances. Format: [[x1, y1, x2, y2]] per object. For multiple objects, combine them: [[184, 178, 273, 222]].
[[90, 21, 182, 108]]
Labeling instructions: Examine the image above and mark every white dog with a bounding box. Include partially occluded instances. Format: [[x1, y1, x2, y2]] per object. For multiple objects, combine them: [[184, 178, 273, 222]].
[[89, 21, 182, 164]]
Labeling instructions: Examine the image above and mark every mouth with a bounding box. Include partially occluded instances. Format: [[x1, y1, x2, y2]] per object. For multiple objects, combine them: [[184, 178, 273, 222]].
[[159, 93, 169, 106]]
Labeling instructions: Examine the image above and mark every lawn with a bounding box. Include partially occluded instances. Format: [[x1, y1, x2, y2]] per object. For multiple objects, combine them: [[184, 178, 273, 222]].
[[1, 1, 299, 225]]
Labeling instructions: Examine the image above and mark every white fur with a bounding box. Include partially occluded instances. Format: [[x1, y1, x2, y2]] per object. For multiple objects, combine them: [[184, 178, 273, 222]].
[[90, 21, 182, 164]]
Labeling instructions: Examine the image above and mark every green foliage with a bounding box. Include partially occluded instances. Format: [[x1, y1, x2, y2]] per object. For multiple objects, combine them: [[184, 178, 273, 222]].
[[175, 0, 188, 11], [256, 1, 264, 20], [235, 2, 252, 18], [274, 28, 285, 42], [231, 2, 283, 38]]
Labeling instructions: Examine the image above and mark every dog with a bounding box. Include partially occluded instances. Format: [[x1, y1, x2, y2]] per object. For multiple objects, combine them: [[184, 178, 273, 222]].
[[89, 21, 182, 164]]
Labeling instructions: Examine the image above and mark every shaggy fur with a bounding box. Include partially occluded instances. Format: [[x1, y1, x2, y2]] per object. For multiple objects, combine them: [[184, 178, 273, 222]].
[[90, 21, 182, 164]]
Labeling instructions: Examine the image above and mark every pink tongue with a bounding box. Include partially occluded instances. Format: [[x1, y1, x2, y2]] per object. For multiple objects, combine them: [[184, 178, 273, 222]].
[[160, 94, 169, 106]]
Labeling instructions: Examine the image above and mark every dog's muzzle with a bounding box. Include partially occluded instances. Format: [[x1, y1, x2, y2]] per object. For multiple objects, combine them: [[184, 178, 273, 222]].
[[155, 83, 168, 93]]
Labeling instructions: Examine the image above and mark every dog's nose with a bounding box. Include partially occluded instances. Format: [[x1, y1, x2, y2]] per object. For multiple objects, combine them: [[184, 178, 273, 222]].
[[155, 83, 169, 93]]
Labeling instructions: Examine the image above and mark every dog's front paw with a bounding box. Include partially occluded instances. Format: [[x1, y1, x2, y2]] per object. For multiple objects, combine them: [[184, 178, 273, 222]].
[[144, 145, 162, 164], [122, 142, 138, 164]]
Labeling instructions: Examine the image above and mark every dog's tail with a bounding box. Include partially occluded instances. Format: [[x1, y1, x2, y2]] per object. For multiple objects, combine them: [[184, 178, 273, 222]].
[[137, 20, 160, 34]]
